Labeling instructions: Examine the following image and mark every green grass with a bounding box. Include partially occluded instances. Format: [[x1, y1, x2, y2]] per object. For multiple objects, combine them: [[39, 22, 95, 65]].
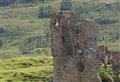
[[98, 41, 120, 51], [0, 56, 53, 82]]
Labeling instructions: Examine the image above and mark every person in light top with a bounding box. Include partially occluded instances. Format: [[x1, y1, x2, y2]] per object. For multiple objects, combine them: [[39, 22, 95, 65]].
[[54, 18, 59, 27]]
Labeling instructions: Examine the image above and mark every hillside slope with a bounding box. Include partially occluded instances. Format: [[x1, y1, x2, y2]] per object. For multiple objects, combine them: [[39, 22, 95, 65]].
[[1, 0, 120, 59]]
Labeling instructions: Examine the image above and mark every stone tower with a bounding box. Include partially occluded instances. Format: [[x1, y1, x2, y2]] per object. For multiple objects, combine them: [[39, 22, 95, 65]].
[[50, 11, 100, 82]]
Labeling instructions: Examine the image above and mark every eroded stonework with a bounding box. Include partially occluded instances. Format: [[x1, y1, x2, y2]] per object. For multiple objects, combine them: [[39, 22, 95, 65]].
[[98, 45, 120, 82], [50, 11, 100, 82]]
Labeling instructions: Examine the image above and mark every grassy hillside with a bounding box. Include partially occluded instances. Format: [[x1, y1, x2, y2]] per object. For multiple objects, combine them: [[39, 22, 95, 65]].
[[0, 56, 116, 82], [0, 56, 53, 82], [1, 0, 120, 59]]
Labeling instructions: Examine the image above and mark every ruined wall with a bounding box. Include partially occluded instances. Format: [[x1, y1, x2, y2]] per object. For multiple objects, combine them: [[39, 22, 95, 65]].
[[109, 51, 120, 82], [98, 45, 120, 82], [50, 11, 100, 82], [77, 19, 99, 82], [98, 45, 109, 68]]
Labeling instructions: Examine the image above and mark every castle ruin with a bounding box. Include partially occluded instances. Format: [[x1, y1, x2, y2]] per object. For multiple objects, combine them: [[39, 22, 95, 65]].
[[50, 11, 100, 82]]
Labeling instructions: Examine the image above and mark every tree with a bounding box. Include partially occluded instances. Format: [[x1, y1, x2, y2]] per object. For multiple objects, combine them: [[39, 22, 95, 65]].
[[38, 0, 45, 2], [44, 28, 51, 47], [0, 40, 3, 48], [19, 45, 30, 54], [36, 36, 47, 48], [19, 0, 33, 3], [0, 0, 16, 6], [38, 5, 51, 18], [60, 0, 72, 11]]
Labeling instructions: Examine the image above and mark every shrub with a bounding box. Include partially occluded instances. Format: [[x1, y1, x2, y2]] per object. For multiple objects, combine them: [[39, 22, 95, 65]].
[[0, 0, 15, 6], [99, 67, 114, 82], [60, 0, 73, 11], [38, 5, 52, 18], [35, 48, 49, 55], [35, 48, 42, 55], [0, 39, 3, 47]]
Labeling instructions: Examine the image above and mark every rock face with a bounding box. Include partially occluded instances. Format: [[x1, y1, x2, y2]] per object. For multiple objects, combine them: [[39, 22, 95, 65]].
[[50, 11, 100, 82]]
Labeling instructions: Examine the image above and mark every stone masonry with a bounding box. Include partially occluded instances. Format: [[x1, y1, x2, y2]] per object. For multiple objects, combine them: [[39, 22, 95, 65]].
[[98, 45, 120, 82], [50, 11, 100, 82]]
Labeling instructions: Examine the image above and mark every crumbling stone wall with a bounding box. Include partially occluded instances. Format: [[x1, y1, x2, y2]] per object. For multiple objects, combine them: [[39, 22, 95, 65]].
[[78, 20, 100, 82], [50, 11, 100, 82], [109, 51, 120, 82], [98, 45, 109, 68], [98, 45, 120, 82]]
